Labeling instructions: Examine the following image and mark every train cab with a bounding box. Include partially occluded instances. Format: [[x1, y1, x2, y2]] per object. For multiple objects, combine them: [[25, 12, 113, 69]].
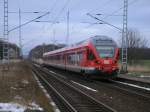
[[83, 35, 119, 77]]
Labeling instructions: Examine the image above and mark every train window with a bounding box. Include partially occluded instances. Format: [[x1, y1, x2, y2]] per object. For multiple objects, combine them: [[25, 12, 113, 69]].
[[66, 52, 83, 65], [67, 54, 71, 64], [76, 53, 82, 65], [87, 50, 95, 60], [96, 46, 114, 58], [79, 53, 82, 60], [71, 54, 75, 64], [67, 53, 74, 65]]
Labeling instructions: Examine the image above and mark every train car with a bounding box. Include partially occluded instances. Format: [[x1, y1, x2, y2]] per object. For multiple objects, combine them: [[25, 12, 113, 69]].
[[43, 35, 119, 78]]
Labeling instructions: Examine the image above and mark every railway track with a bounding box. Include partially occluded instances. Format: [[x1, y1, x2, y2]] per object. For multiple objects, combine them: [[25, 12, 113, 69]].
[[114, 77, 150, 89], [44, 64, 150, 99], [107, 77, 150, 100], [32, 64, 117, 112], [42, 64, 150, 100], [98, 79, 150, 100], [32, 64, 150, 112]]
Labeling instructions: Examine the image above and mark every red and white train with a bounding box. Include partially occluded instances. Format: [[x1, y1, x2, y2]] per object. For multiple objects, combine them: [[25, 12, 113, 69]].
[[42, 35, 119, 78]]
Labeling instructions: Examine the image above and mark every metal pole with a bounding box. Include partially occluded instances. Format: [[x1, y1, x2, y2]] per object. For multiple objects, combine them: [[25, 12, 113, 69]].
[[121, 0, 128, 73], [53, 29, 56, 50], [19, 8, 22, 58], [3, 0, 9, 66], [66, 10, 69, 46], [42, 43, 45, 54]]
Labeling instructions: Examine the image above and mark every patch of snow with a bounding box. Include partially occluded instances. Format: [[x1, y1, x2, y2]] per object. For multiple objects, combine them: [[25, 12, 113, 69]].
[[140, 75, 144, 78], [0, 103, 26, 112], [11, 86, 17, 90], [11, 85, 22, 90], [0, 102, 43, 112], [22, 79, 29, 85], [28, 101, 43, 111], [140, 75, 150, 78]]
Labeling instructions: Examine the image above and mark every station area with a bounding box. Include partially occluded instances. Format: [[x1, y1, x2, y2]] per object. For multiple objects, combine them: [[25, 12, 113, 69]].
[[0, 0, 150, 112], [0, 60, 53, 112], [0, 59, 149, 112]]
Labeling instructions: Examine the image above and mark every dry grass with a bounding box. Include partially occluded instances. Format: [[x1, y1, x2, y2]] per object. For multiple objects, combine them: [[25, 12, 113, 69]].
[[0, 60, 53, 112], [119, 63, 150, 75], [127, 65, 150, 73]]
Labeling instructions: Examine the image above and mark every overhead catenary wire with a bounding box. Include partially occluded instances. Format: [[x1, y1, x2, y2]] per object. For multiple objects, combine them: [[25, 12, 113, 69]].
[[69, 0, 114, 35], [8, 12, 50, 33], [49, 0, 71, 28], [35, 0, 59, 33], [103, 0, 139, 19], [84, 0, 139, 30], [20, 0, 59, 53], [37, 0, 71, 45], [41, 0, 71, 45], [9, 9, 50, 57], [8, 11, 48, 14], [87, 13, 122, 31], [96, 13, 123, 17], [47, 0, 59, 18], [88, 0, 115, 14]]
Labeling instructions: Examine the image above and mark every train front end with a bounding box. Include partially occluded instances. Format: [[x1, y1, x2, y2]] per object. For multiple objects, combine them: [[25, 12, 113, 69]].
[[87, 36, 119, 78]]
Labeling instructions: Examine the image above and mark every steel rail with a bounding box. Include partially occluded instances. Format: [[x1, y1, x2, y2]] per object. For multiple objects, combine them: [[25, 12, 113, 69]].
[[115, 77, 150, 88], [33, 65, 117, 112], [40, 64, 150, 100], [43, 65, 150, 101], [108, 79, 150, 100], [32, 67, 77, 112]]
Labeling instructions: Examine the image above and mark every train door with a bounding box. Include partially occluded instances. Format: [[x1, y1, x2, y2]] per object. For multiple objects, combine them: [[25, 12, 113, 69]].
[[80, 48, 88, 67], [86, 48, 97, 67], [64, 53, 67, 70]]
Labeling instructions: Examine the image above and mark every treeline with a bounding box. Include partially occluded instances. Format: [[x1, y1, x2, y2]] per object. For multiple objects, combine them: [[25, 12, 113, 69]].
[[29, 44, 66, 59], [0, 40, 20, 59], [119, 48, 150, 63]]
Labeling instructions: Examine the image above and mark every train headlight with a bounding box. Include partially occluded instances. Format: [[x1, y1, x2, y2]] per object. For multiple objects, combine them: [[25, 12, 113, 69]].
[[104, 60, 110, 64], [95, 60, 100, 64]]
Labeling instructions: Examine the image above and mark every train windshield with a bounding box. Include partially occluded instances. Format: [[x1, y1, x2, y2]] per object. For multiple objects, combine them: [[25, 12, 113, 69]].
[[96, 46, 115, 58]]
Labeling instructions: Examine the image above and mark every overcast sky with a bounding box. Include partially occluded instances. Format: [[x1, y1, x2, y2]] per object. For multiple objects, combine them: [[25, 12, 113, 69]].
[[0, 0, 149, 55]]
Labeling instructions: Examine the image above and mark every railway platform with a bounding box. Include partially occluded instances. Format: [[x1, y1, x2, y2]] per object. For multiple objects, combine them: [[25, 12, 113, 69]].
[[118, 73, 150, 84]]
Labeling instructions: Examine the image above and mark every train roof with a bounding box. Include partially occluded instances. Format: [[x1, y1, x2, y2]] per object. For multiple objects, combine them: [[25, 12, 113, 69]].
[[43, 43, 89, 56], [77, 35, 116, 45], [91, 35, 117, 46], [43, 35, 117, 56]]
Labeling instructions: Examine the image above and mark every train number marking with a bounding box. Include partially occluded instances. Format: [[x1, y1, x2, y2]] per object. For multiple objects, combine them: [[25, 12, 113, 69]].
[[104, 60, 110, 64]]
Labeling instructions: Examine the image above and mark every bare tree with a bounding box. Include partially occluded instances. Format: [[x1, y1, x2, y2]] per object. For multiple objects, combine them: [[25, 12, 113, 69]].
[[118, 28, 149, 64], [126, 29, 148, 48], [118, 28, 148, 48]]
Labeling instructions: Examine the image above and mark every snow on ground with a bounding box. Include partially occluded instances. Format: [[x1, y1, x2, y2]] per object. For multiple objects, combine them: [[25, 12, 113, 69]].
[[140, 75, 150, 78], [0, 103, 25, 112], [28, 102, 43, 111], [22, 79, 29, 85], [0, 102, 43, 112]]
